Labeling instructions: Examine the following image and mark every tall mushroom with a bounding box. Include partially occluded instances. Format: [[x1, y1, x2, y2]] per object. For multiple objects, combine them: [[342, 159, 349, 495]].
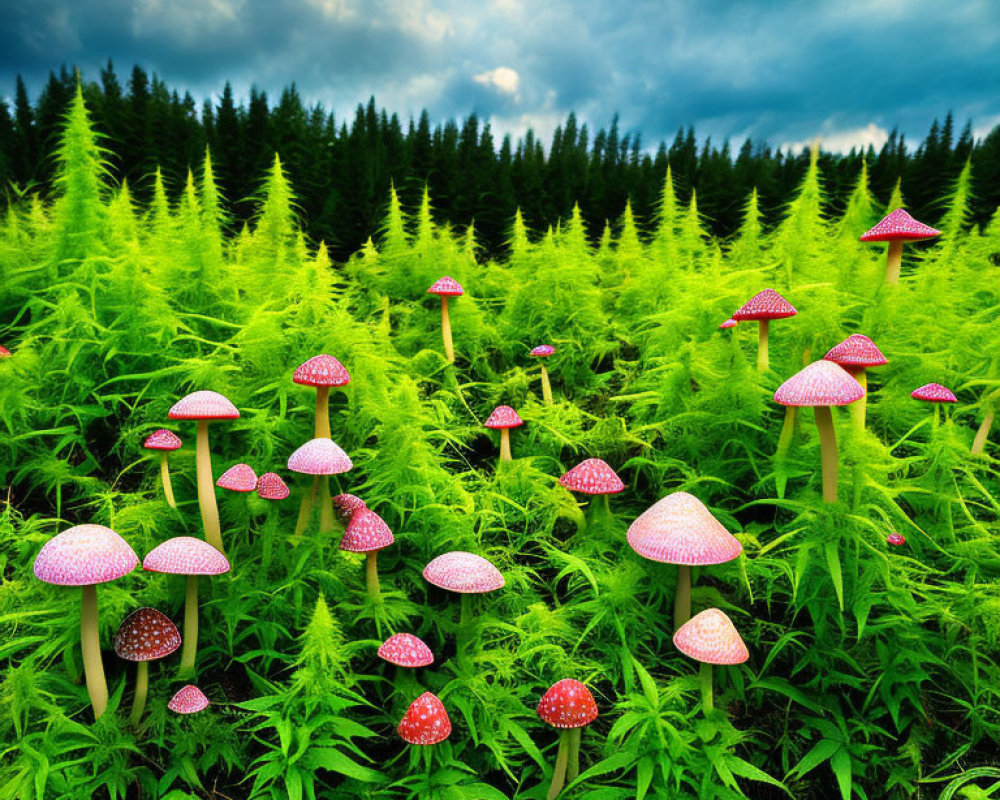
[[732, 289, 797, 373], [626, 492, 742, 630], [168, 684, 210, 714], [288, 438, 353, 537], [484, 405, 524, 464], [823, 334, 888, 430], [142, 536, 230, 678], [423, 551, 504, 659], [427, 276, 464, 363], [530, 344, 556, 404], [537, 679, 599, 800], [398, 691, 451, 745], [168, 391, 240, 555], [143, 429, 182, 509], [912, 383, 957, 428], [774, 360, 865, 503], [340, 507, 395, 600], [114, 607, 181, 726], [33, 524, 139, 719], [860, 208, 941, 284], [673, 608, 749, 715], [559, 458, 625, 523]]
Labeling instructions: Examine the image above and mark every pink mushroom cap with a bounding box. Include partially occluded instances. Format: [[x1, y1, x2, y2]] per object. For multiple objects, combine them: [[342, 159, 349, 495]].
[[34, 524, 139, 586], [293, 354, 351, 387], [398, 692, 451, 745], [0, 346, 10, 357], [911, 383, 957, 403], [168, 685, 210, 714], [732, 289, 797, 321], [823, 334, 888, 369], [143, 429, 182, 451], [888, 532, 906, 546], [537, 679, 598, 729], [423, 551, 505, 594], [256, 472, 290, 500], [860, 209, 941, 242], [217, 463, 257, 492], [168, 390, 239, 420], [332, 493, 367, 522], [287, 438, 353, 475], [774, 360, 865, 407], [673, 608, 749, 665], [340, 508, 395, 553], [114, 607, 181, 662], [143, 536, 231, 576], [559, 458, 625, 495], [427, 276, 464, 297], [627, 492, 742, 566], [719, 318, 738, 330], [530, 344, 555, 357], [378, 633, 434, 668], [484, 405, 524, 429]]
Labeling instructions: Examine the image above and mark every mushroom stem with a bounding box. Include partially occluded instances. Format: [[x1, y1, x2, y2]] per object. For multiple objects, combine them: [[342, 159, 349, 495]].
[[540, 364, 553, 404], [885, 240, 904, 283], [318, 476, 334, 534], [195, 420, 224, 554], [314, 386, 331, 438], [757, 320, 769, 372], [699, 661, 714, 714], [179, 575, 199, 678], [674, 564, 692, 631], [814, 406, 839, 503], [441, 296, 455, 363], [546, 729, 571, 800], [499, 429, 512, 463], [775, 406, 797, 458], [849, 369, 868, 431], [80, 584, 109, 720], [972, 410, 994, 455], [160, 453, 177, 509], [365, 551, 381, 600], [128, 661, 149, 727], [565, 726, 583, 782], [294, 485, 313, 538]]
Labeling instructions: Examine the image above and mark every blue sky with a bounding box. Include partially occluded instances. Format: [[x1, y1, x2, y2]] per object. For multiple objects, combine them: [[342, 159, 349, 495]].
[[1, 0, 998, 153]]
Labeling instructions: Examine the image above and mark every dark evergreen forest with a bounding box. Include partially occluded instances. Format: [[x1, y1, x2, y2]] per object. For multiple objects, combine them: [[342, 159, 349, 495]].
[[1, 62, 998, 260]]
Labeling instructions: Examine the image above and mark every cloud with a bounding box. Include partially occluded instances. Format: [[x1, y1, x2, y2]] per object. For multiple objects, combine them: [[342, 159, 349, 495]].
[[473, 67, 519, 98], [781, 122, 891, 155]]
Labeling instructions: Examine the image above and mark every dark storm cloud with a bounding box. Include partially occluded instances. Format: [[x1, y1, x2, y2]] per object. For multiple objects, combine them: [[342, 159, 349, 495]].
[[1, 0, 997, 152]]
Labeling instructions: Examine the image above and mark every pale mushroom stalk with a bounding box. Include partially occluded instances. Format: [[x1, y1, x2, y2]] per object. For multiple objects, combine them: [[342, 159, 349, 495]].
[[540, 363, 553, 404], [179, 575, 199, 677], [547, 731, 572, 800], [972, 409, 995, 455], [314, 386, 335, 531], [850, 370, 868, 430], [294, 492, 313, 538], [159, 453, 177, 509], [441, 296, 454, 362], [128, 662, 149, 726], [366, 552, 380, 600], [699, 662, 714, 714], [674, 565, 692, 630], [499, 429, 512, 462], [775, 407, 796, 457], [195, 420, 224, 554], [757, 319, 770, 372], [814, 406, 839, 503], [80, 584, 109, 719], [885, 240, 904, 283]]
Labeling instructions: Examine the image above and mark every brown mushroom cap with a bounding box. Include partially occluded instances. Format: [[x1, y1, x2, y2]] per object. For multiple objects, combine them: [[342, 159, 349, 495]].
[[773, 360, 865, 407], [114, 607, 181, 662]]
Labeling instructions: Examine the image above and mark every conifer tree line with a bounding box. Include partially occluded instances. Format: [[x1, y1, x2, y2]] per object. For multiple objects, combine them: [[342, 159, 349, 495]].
[[1, 61, 998, 260]]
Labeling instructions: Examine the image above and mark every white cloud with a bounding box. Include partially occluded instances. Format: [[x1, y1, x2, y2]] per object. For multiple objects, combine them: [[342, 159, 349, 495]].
[[974, 114, 1000, 142], [474, 66, 520, 98], [781, 122, 890, 155]]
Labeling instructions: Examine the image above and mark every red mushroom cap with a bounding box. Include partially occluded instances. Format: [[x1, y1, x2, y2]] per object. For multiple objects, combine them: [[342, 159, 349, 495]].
[[143, 429, 182, 451], [0, 346, 10, 357], [719, 318, 738, 330], [823, 334, 888, 369], [332, 493, 367, 522], [860, 209, 941, 242], [887, 532, 906, 546], [673, 608, 749, 665], [559, 458, 625, 495], [33, 524, 139, 586], [217, 463, 257, 492], [168, 685, 210, 714], [423, 551, 505, 594], [627, 492, 742, 566], [293, 354, 351, 387], [143, 536, 231, 576], [774, 360, 865, 407], [287, 438, 353, 475], [427, 276, 464, 297], [537, 679, 598, 729], [530, 344, 555, 357], [378, 633, 434, 668], [256, 472, 290, 500], [340, 508, 395, 553], [732, 289, 797, 322], [168, 390, 239, 420], [911, 383, 957, 403], [398, 692, 451, 745], [484, 405, 524, 429], [114, 607, 181, 662]]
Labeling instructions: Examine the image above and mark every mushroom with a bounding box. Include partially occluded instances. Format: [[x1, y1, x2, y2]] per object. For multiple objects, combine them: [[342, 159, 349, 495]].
[[558, 458, 625, 523], [484, 405, 524, 464], [398, 691, 451, 745], [332, 492, 367, 523], [888, 532, 906, 546], [0, 345, 10, 357], [142, 536, 230, 678], [719, 319, 737, 330], [774, 361, 865, 503], [823, 334, 888, 430], [287, 438, 353, 538], [911, 383, 958, 428], [255, 472, 290, 500], [216, 463, 257, 492], [378, 633, 434, 668], [732, 289, 797, 372], [168, 391, 240, 555], [33, 524, 139, 719], [114, 607, 181, 726], [860, 208, 941, 284], [530, 344, 556, 404], [143, 429, 182, 509], [427, 276, 464, 363], [536, 679, 599, 799], [168, 684, 210, 714], [340, 507, 395, 600], [626, 492, 742, 630], [423, 551, 504, 659], [672, 608, 748, 715]]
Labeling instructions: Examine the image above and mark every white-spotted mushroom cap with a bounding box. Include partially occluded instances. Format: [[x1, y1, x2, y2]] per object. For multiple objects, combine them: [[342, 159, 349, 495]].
[[823, 334, 888, 369], [672, 608, 749, 666], [332, 493, 367, 522], [143, 429, 182, 451], [377, 633, 434, 668], [530, 344, 555, 357], [427, 276, 464, 297], [398, 692, 451, 745], [773, 360, 865, 407], [293, 354, 351, 387], [114, 607, 181, 662], [340, 508, 395, 553], [719, 318, 737, 330], [168, 390, 239, 420], [860, 209, 941, 242], [484, 405, 524, 429], [626, 492, 742, 566], [537, 679, 598, 729], [256, 472, 290, 500], [143, 537, 231, 576], [732, 289, 797, 321], [217, 463, 257, 492], [911, 383, 957, 403], [33, 524, 139, 586], [287, 438, 353, 475], [423, 551, 505, 594], [168, 685, 210, 714], [559, 458, 625, 495]]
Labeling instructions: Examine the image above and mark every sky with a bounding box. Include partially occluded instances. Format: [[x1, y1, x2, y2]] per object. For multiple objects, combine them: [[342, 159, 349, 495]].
[[1, 0, 998, 154]]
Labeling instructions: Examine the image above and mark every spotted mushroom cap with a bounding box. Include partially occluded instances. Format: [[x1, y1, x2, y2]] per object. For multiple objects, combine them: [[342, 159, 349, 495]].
[[256, 472, 290, 500], [0, 345, 10, 357], [732, 289, 797, 321], [530, 344, 555, 357], [398, 692, 451, 745], [143, 429, 182, 451], [626, 492, 742, 566], [823, 334, 888, 369], [332, 493, 367, 522], [33, 524, 139, 586], [860, 208, 941, 242], [287, 438, 353, 475], [427, 276, 464, 297], [911, 383, 957, 403], [340, 508, 395, 553], [378, 633, 434, 668], [719, 318, 737, 330], [888, 532, 906, 546], [168, 390, 239, 420], [217, 463, 257, 492], [773, 360, 865, 407], [537, 679, 598, 729], [484, 405, 524, 429], [559, 458, 625, 495], [168, 685, 210, 714], [143, 536, 231, 576], [114, 607, 181, 662], [673, 608, 749, 666], [293, 354, 351, 387], [423, 551, 505, 594]]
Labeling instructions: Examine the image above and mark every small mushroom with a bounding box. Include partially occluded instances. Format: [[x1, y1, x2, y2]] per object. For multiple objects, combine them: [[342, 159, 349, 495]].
[[484, 405, 524, 464], [423, 551, 504, 659], [168, 684, 210, 714], [559, 458, 625, 522], [287, 438, 353, 537], [143, 429, 182, 509], [114, 607, 181, 726], [427, 276, 464, 363], [255, 472, 290, 500], [732, 289, 797, 372], [887, 532, 906, 546], [860, 208, 941, 284], [378, 633, 434, 668], [823, 334, 888, 430], [217, 463, 257, 492], [530, 344, 556, 404], [719, 318, 737, 330], [398, 691, 451, 745], [536, 679, 599, 799], [673, 608, 749, 715], [0, 345, 10, 357], [332, 492, 367, 523], [911, 382, 958, 429], [340, 507, 395, 600]]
